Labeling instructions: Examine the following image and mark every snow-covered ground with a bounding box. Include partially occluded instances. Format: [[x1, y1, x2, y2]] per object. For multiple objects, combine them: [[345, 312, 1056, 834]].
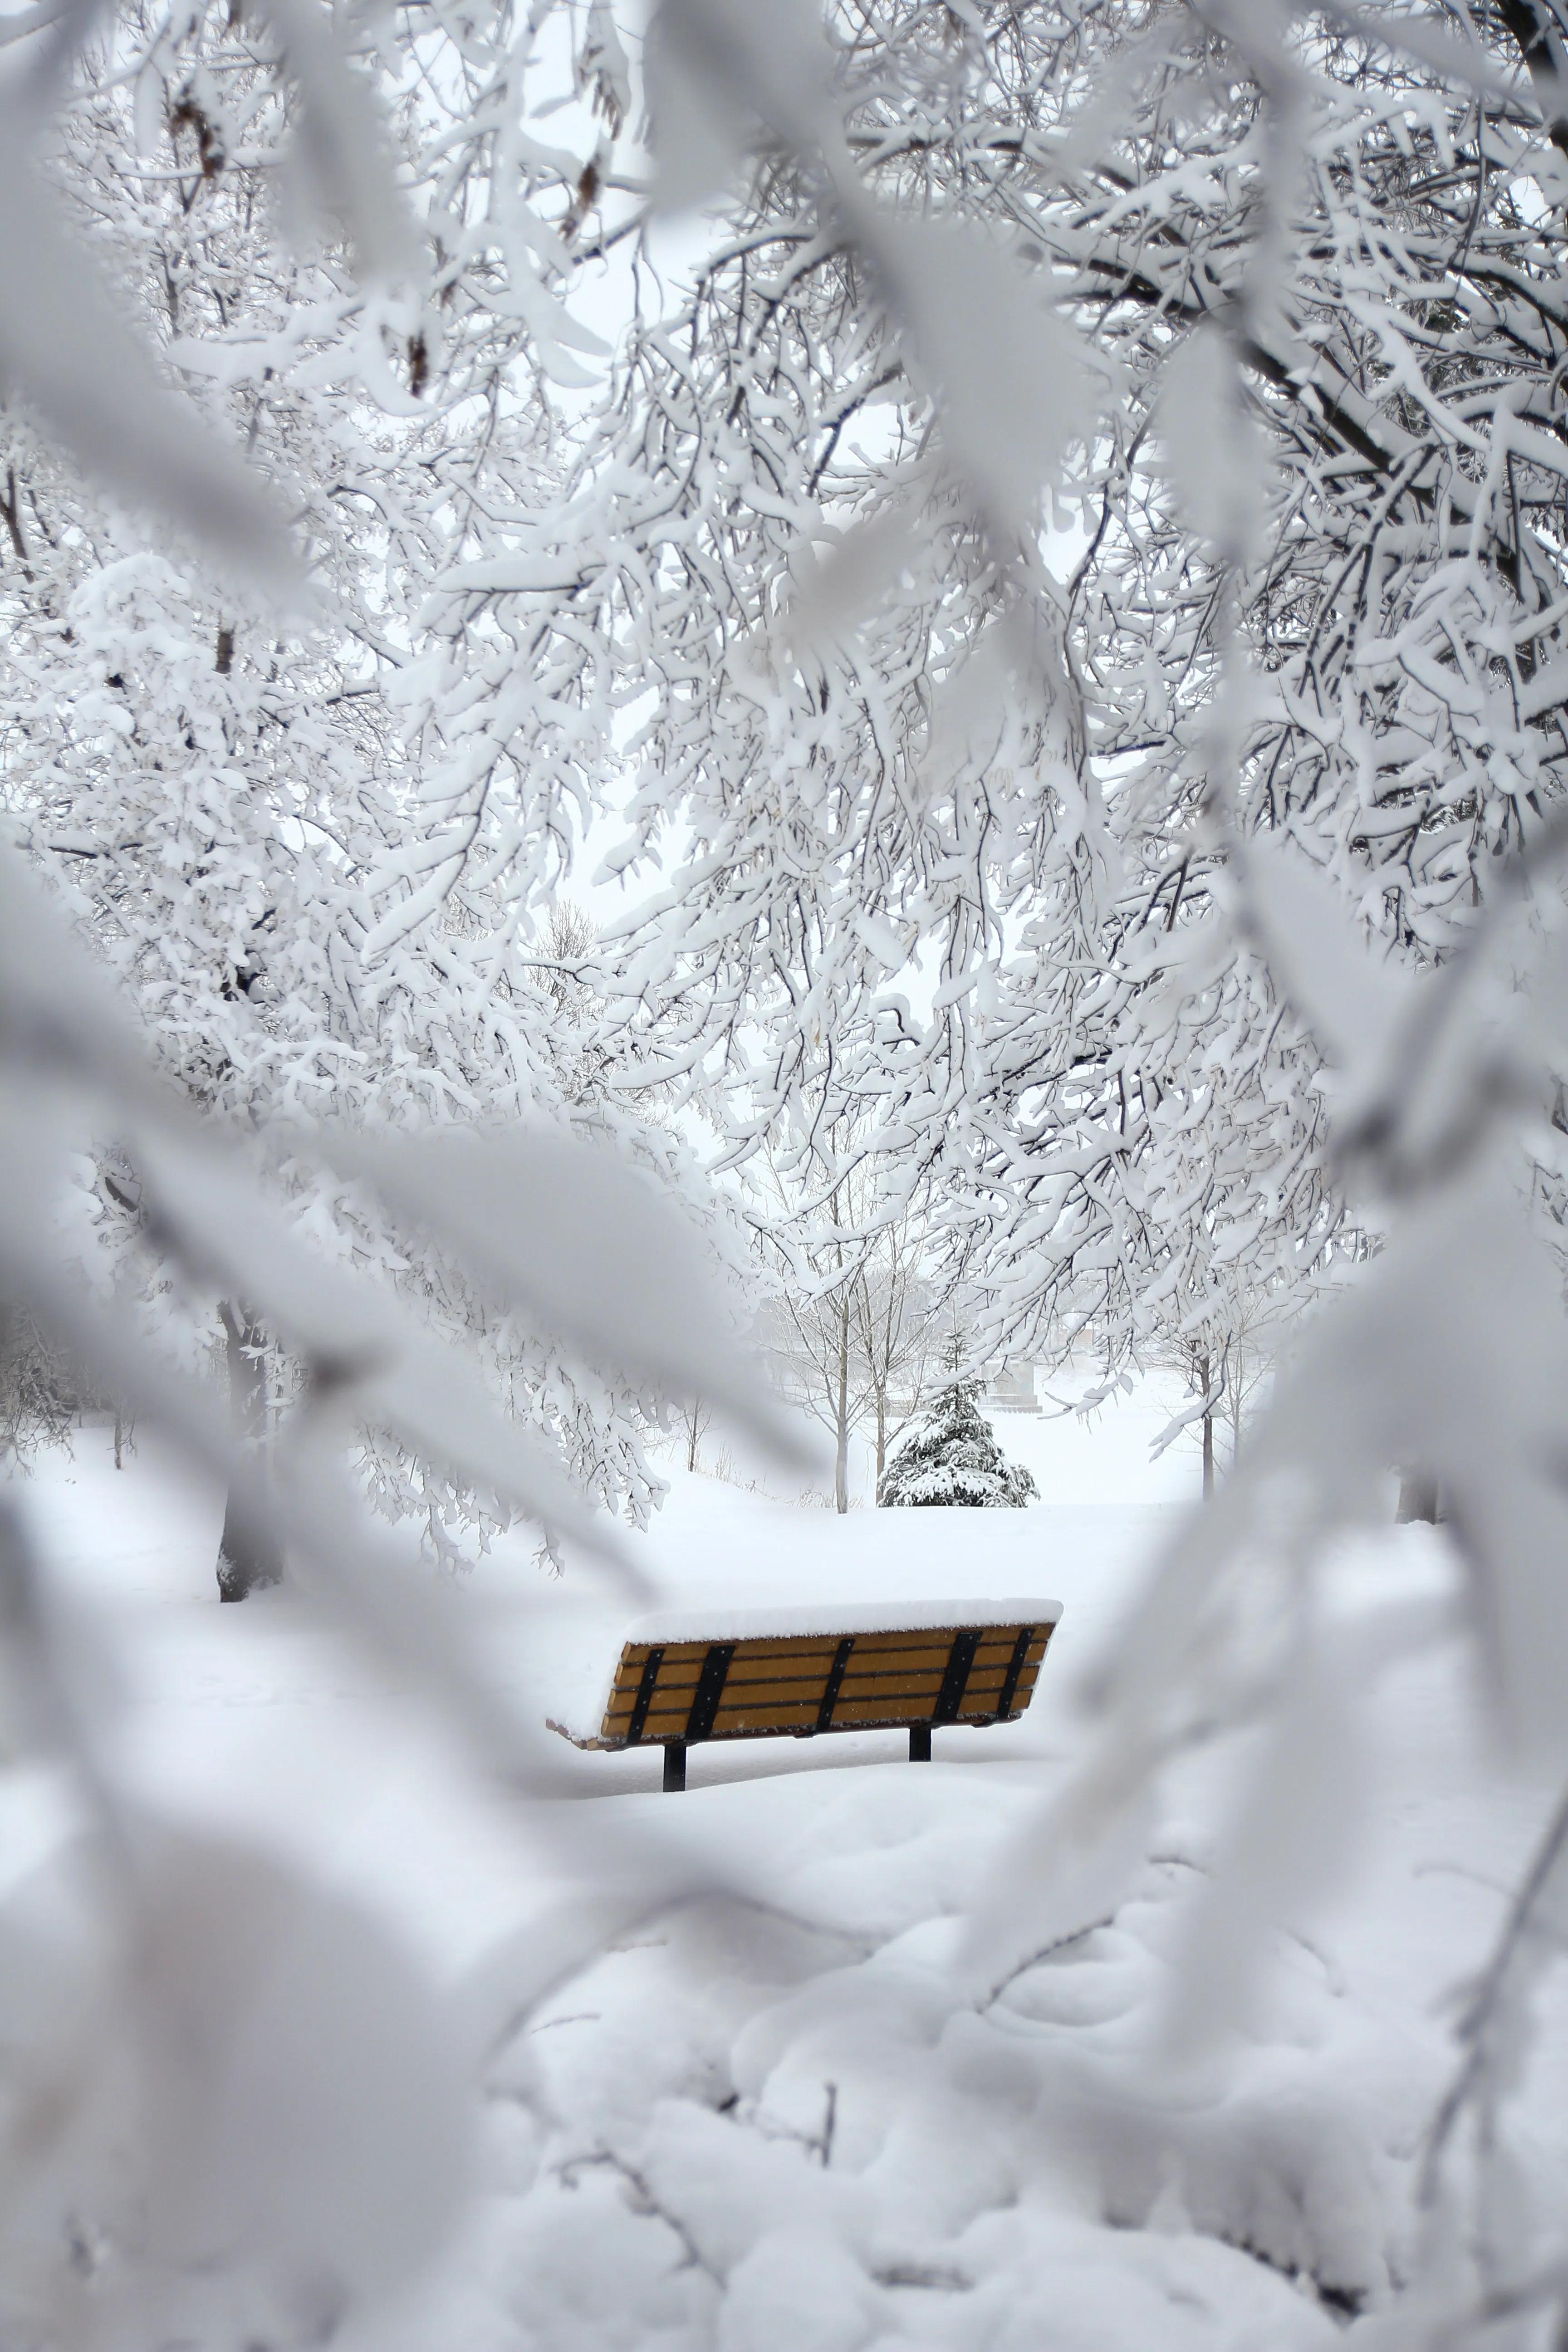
[[7, 1406, 1566, 2351]]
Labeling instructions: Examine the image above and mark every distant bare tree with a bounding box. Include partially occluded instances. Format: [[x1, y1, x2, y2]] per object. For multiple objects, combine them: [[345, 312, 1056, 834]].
[[541, 899, 596, 1006], [678, 1392, 712, 1473], [765, 1268, 874, 1516], [0, 1306, 75, 1467], [850, 1212, 938, 1497], [758, 1120, 936, 1512]]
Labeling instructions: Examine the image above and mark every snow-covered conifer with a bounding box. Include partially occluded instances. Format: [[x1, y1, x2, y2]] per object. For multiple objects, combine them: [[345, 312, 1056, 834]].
[[877, 1379, 1036, 1509]]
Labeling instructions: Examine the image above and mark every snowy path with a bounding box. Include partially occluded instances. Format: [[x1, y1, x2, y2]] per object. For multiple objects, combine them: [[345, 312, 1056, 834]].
[[10, 1431, 1568, 2350]]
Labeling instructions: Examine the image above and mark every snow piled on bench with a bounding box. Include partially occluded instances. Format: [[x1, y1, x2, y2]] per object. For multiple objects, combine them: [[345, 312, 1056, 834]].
[[627, 1595, 1063, 1645]]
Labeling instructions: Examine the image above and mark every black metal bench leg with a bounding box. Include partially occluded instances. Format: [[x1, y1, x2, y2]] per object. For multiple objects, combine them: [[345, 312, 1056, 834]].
[[909, 1725, 931, 1763], [663, 1741, 687, 1792]]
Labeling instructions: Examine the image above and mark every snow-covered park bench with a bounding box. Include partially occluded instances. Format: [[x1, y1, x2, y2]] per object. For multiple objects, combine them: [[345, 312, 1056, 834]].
[[549, 1599, 1063, 1790]]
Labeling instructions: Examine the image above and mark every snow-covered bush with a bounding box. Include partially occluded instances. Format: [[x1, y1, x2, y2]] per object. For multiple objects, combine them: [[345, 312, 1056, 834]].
[[878, 1380, 1036, 1509]]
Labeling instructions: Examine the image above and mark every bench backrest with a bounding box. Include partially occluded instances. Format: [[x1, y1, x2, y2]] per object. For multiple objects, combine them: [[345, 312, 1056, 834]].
[[600, 1616, 1057, 1749]]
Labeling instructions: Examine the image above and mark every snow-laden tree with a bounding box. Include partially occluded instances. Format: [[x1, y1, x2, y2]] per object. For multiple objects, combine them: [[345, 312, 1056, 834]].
[[0, 0, 732, 1577], [415, 0, 1310, 1404], [447, 0, 1568, 1406], [948, 0, 1568, 1380], [877, 1377, 1036, 1508], [0, 0, 802, 2318]]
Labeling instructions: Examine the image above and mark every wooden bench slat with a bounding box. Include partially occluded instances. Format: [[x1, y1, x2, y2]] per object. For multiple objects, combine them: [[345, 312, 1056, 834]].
[[717, 1682, 946, 1716], [614, 1670, 838, 1704], [616, 1627, 1036, 1666], [609, 1627, 1042, 1691], [603, 1680, 1050, 1734], [617, 1637, 847, 1666], [627, 1703, 719, 1737], [606, 1656, 1048, 1712], [605, 1661, 985, 1725], [616, 1687, 1040, 1738]]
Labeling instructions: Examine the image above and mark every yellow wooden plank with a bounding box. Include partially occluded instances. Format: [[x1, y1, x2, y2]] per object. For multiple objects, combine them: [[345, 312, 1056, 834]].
[[605, 1677, 833, 1724], [618, 1636, 841, 1667], [823, 1697, 943, 1728], [729, 1637, 853, 1661], [617, 1626, 1042, 1669], [623, 1704, 707, 1736], [711, 1700, 820, 1729]]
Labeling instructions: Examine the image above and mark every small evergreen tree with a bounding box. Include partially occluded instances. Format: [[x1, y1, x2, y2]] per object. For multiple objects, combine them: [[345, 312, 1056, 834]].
[[877, 1380, 1037, 1509]]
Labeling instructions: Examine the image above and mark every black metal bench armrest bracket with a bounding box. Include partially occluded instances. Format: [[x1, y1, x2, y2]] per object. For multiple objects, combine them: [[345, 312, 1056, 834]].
[[816, 1636, 855, 1733], [933, 1627, 980, 1724], [626, 1647, 664, 1745], [996, 1626, 1035, 1721], [686, 1644, 736, 1743]]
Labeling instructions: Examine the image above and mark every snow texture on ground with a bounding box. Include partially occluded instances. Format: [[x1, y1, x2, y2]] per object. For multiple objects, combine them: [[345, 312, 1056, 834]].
[[9, 1399, 1568, 2352]]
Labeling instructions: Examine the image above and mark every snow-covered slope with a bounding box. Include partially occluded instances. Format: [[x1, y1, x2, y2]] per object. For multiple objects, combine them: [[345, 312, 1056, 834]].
[[9, 1431, 1566, 2350]]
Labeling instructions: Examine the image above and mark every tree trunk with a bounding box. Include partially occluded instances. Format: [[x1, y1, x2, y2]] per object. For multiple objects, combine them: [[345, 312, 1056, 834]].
[[833, 1303, 850, 1514], [216, 1302, 283, 1602], [1397, 1470, 1442, 1524], [1199, 1350, 1215, 1499], [874, 1387, 886, 1502]]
